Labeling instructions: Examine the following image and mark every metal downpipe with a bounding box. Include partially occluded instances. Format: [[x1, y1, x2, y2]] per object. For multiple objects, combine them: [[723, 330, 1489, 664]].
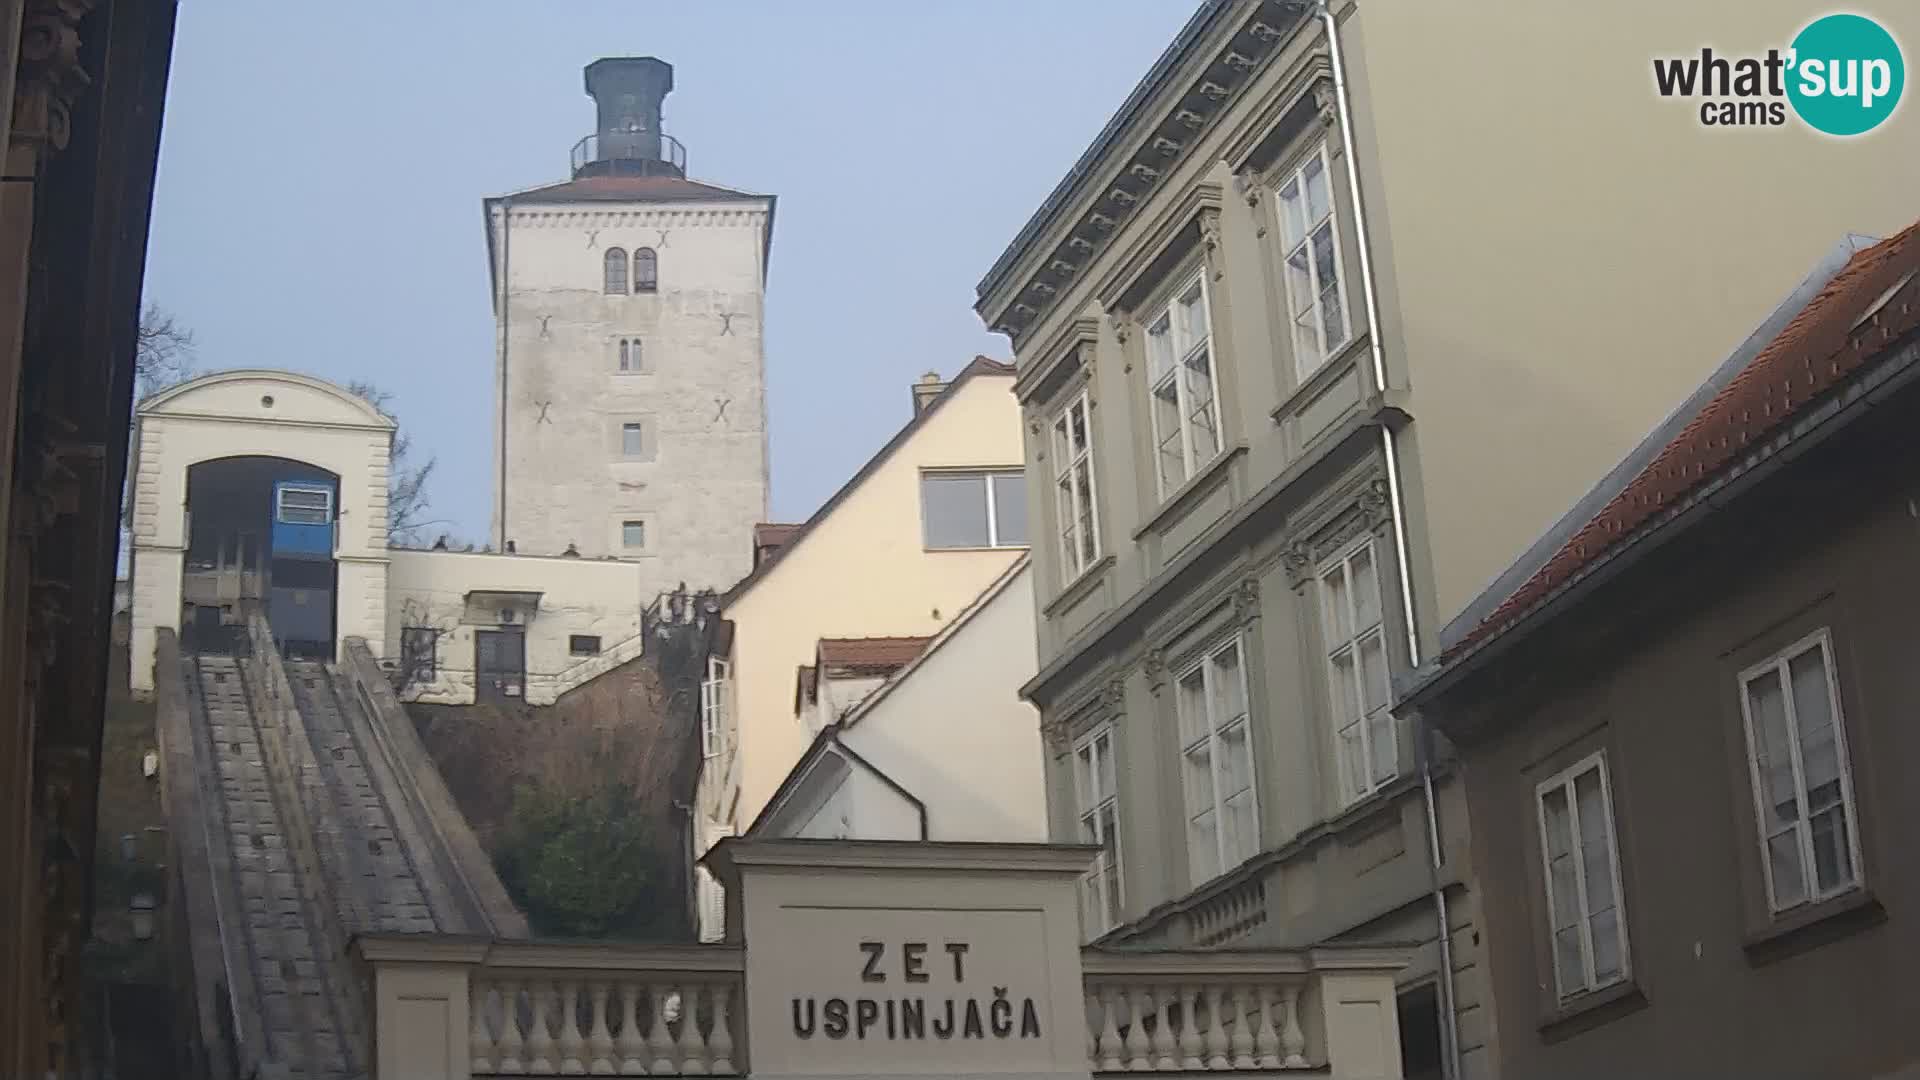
[[1317, 3, 1463, 1077]]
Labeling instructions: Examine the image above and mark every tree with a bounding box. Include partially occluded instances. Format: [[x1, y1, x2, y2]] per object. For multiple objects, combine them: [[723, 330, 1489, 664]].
[[342, 380, 441, 546], [134, 304, 195, 396], [495, 781, 665, 940]]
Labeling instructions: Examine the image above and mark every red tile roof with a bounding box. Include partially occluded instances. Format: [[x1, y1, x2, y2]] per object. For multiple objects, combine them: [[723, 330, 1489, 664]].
[[505, 174, 766, 204], [1445, 221, 1920, 662], [817, 636, 934, 673]]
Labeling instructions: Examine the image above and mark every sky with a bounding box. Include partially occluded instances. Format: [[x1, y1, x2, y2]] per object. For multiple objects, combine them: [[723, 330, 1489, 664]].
[[142, 1, 1198, 543]]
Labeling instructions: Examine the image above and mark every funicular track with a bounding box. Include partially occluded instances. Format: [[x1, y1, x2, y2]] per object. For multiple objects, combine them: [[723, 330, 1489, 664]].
[[184, 652, 359, 1079]]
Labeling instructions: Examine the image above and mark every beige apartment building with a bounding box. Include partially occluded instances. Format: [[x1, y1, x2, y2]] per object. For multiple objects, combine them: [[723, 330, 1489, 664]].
[[974, 2, 1917, 1079]]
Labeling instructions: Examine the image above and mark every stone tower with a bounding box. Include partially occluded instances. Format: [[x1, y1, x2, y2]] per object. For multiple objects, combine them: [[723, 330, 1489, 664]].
[[484, 56, 772, 595]]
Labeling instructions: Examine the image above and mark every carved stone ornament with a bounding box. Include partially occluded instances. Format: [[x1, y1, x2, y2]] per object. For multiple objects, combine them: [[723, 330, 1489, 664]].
[[1142, 648, 1169, 693], [1200, 207, 1224, 280], [1232, 576, 1262, 626], [1108, 309, 1133, 347], [1041, 711, 1071, 755], [1311, 78, 1339, 130], [1359, 476, 1394, 528], [12, 0, 96, 156], [1100, 677, 1126, 713], [1281, 539, 1316, 587]]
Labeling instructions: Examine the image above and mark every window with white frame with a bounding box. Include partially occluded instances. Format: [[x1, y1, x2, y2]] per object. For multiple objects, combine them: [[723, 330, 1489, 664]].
[[700, 656, 732, 760], [1319, 540, 1395, 804], [1535, 752, 1629, 1001], [1276, 146, 1350, 380], [276, 485, 332, 525], [1738, 630, 1862, 913], [1073, 724, 1123, 937], [1051, 390, 1101, 580], [1145, 274, 1223, 498], [1174, 637, 1258, 885], [921, 470, 1027, 549], [621, 421, 645, 458]]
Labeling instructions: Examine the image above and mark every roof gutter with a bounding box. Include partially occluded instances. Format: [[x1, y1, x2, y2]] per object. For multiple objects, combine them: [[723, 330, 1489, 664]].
[[1404, 331, 1920, 712]]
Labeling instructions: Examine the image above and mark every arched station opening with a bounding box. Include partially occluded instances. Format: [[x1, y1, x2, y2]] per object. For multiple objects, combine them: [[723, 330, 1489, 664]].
[[182, 455, 340, 659]]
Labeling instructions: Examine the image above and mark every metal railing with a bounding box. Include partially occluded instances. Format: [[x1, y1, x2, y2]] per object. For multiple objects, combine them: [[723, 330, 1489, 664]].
[[571, 130, 688, 176]]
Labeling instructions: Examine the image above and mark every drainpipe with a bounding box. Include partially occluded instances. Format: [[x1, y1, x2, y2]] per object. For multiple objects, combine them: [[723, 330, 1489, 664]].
[[1317, 4, 1462, 1078], [496, 198, 513, 551]]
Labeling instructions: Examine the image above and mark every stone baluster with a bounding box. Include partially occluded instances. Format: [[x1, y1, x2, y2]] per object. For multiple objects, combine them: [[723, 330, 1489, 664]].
[[1279, 986, 1308, 1068], [526, 980, 556, 1074], [1228, 985, 1255, 1069], [1150, 987, 1177, 1070], [649, 985, 678, 1074], [496, 980, 527, 1074], [1204, 986, 1230, 1070], [678, 986, 712, 1075], [472, 982, 497, 1074], [1084, 991, 1101, 1070], [1177, 985, 1204, 1070], [587, 982, 616, 1074], [709, 984, 736, 1074], [1121, 988, 1150, 1070], [1096, 988, 1123, 1072], [1252, 985, 1281, 1069], [615, 983, 647, 1075], [558, 981, 587, 1073]]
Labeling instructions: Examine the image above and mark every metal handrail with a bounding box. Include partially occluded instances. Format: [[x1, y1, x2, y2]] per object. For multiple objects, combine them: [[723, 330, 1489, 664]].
[[571, 130, 687, 175]]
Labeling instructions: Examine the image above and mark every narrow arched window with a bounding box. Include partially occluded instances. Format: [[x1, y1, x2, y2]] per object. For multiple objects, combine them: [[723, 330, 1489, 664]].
[[603, 247, 628, 294], [634, 247, 658, 293]]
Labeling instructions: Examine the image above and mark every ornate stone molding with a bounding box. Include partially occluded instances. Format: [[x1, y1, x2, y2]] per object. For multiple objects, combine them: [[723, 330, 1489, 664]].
[[1311, 77, 1339, 131], [1283, 475, 1396, 587], [11, 0, 96, 156], [1358, 477, 1393, 529], [1100, 676, 1126, 714], [1199, 206, 1224, 281], [1142, 648, 1168, 694], [1231, 575, 1262, 626], [1281, 539, 1316, 588]]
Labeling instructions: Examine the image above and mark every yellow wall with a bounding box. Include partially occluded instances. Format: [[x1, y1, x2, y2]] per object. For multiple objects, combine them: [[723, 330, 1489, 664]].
[[720, 372, 1026, 831], [1343, 0, 1920, 625]]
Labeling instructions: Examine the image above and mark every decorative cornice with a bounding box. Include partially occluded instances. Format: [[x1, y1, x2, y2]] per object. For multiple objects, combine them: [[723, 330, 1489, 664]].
[[1200, 205, 1224, 281], [1282, 539, 1316, 587], [1014, 314, 1103, 405], [1142, 647, 1169, 694], [1093, 181, 1225, 313], [1231, 575, 1261, 626], [979, 0, 1310, 343], [11, 0, 96, 157], [1311, 77, 1339, 130]]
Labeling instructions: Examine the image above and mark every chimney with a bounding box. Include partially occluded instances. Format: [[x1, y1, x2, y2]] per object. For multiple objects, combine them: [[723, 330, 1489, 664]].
[[574, 57, 684, 179], [911, 371, 948, 415]]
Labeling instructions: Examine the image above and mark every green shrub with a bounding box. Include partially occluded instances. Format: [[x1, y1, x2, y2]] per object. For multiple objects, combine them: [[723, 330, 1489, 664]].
[[495, 781, 665, 940]]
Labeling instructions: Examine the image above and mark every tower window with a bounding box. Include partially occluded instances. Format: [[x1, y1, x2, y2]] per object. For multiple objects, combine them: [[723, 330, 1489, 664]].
[[622, 422, 644, 457], [603, 247, 628, 294], [634, 247, 658, 293], [618, 337, 642, 372], [622, 520, 647, 549]]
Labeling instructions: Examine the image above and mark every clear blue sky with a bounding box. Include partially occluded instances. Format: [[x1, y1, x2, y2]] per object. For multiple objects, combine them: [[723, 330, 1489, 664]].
[[142, 2, 1195, 542]]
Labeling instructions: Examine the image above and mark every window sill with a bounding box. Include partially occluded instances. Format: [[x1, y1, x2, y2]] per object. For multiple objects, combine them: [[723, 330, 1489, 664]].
[[1742, 886, 1884, 966], [1131, 444, 1247, 542], [1045, 554, 1115, 618], [1270, 332, 1370, 424], [1537, 979, 1645, 1043], [923, 544, 1031, 555]]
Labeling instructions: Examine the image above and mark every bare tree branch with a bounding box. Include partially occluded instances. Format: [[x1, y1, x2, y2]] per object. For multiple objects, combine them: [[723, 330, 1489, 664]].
[[346, 379, 441, 546], [135, 303, 195, 396]]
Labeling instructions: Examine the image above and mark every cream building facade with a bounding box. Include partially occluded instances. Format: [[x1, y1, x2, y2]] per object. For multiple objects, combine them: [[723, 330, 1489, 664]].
[[486, 56, 773, 597], [694, 360, 1028, 939], [748, 558, 1047, 846], [976, 3, 1915, 1079]]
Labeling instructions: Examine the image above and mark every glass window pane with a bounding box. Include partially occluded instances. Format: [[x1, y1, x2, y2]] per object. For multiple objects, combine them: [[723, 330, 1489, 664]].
[[1176, 667, 1209, 748], [1321, 563, 1352, 645], [1179, 280, 1209, 346], [1153, 375, 1186, 493], [1212, 642, 1247, 724], [1321, 281, 1348, 351], [1223, 788, 1257, 869], [1358, 631, 1390, 716], [1052, 413, 1071, 467], [604, 247, 627, 294], [1553, 927, 1585, 996], [1575, 769, 1615, 912], [622, 422, 644, 456], [1767, 828, 1807, 907], [622, 520, 645, 548], [1147, 315, 1175, 381], [1303, 154, 1330, 226], [1183, 348, 1221, 462], [1070, 399, 1090, 456], [1293, 309, 1322, 377], [1184, 745, 1215, 823], [1367, 707, 1396, 784], [1350, 546, 1380, 629], [991, 472, 1028, 546], [922, 474, 990, 548], [1589, 908, 1622, 983], [1745, 670, 1801, 830], [1217, 718, 1253, 797], [1278, 181, 1306, 248], [1285, 246, 1318, 318], [1188, 808, 1219, 883], [1329, 650, 1360, 728], [1074, 464, 1097, 564], [1809, 804, 1854, 894]]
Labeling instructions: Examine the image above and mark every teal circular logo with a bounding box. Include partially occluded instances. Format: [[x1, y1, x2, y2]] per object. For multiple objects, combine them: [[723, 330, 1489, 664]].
[[1787, 14, 1905, 136]]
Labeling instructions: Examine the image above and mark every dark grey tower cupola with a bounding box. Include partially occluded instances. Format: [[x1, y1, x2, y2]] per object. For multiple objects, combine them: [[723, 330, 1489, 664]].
[[571, 57, 687, 179]]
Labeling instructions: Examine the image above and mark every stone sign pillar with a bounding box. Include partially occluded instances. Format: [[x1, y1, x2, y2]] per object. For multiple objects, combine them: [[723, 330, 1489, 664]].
[[707, 840, 1098, 1080]]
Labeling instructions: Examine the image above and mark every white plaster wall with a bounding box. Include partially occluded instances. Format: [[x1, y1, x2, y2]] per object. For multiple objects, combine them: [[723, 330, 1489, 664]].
[[708, 372, 1026, 838], [489, 197, 771, 601], [790, 768, 920, 842], [385, 548, 646, 707], [127, 371, 394, 695], [838, 564, 1046, 842]]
